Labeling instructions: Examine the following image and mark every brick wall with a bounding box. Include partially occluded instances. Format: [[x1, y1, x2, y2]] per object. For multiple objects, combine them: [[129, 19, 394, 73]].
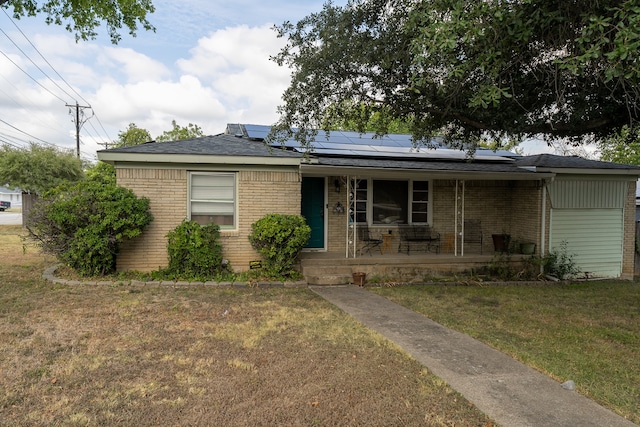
[[432, 180, 541, 253], [223, 170, 301, 271], [116, 167, 301, 272], [116, 168, 187, 272]]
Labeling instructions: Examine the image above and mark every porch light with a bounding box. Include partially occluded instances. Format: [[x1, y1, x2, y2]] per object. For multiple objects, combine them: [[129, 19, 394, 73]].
[[333, 201, 345, 214], [334, 178, 341, 192]]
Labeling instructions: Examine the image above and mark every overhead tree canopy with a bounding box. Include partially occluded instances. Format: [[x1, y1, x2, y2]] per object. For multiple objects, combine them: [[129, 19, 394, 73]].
[[272, 0, 640, 149], [1, 0, 155, 44]]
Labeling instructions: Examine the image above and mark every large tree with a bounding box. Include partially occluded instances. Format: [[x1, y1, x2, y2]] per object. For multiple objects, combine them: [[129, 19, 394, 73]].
[[597, 126, 640, 164], [1, 0, 155, 44], [155, 120, 204, 142], [113, 123, 153, 148], [273, 0, 640, 149], [0, 143, 84, 194]]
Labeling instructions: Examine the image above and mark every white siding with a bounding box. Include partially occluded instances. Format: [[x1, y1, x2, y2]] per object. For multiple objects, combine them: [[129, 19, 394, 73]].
[[550, 209, 623, 278], [547, 179, 627, 209]]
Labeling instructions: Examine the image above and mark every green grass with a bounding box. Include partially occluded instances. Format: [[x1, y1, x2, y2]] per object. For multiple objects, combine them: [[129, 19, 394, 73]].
[[371, 282, 640, 424]]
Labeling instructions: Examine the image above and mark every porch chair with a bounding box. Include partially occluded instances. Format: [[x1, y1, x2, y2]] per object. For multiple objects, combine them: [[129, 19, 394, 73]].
[[357, 225, 383, 256], [398, 225, 440, 254], [463, 219, 483, 254]]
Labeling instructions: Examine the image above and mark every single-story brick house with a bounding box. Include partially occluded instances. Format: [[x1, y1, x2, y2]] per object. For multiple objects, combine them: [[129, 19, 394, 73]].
[[97, 124, 640, 281]]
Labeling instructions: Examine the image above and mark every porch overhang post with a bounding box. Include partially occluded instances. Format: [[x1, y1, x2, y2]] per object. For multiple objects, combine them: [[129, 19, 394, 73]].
[[454, 180, 458, 256], [454, 180, 466, 256], [346, 175, 357, 259]]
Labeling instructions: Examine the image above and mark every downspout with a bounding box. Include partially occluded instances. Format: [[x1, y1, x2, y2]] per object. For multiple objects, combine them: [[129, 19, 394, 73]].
[[454, 180, 458, 256], [461, 180, 465, 257], [540, 179, 547, 276]]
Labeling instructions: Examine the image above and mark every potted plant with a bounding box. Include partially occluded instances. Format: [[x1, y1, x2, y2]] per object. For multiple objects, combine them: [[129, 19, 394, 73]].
[[520, 242, 536, 255], [492, 232, 511, 253], [352, 271, 366, 286]]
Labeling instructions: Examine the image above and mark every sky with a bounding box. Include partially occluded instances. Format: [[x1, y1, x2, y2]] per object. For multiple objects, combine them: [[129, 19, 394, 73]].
[[0, 0, 568, 162]]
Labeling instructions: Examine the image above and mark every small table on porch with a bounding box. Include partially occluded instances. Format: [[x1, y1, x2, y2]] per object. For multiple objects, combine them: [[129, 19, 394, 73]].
[[381, 233, 394, 254]]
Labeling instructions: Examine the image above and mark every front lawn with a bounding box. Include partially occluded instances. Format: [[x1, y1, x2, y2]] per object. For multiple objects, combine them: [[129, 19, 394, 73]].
[[371, 282, 640, 424], [0, 225, 493, 426]]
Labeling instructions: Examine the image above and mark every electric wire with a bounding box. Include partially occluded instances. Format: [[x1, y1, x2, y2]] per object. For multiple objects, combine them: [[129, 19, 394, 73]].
[[0, 11, 113, 152], [0, 49, 67, 104], [0, 119, 60, 147], [0, 26, 77, 103], [2, 9, 91, 107]]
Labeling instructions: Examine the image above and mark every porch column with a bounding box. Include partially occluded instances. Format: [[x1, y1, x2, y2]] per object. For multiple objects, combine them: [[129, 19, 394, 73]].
[[454, 180, 466, 256]]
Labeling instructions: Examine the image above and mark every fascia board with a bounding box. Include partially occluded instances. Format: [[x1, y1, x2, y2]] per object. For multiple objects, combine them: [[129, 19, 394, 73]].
[[300, 164, 554, 181], [97, 152, 307, 166], [533, 167, 640, 176]]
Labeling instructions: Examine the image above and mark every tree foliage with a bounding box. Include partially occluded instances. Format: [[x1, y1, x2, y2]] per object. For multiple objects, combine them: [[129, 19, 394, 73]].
[[155, 120, 205, 142], [26, 179, 153, 276], [597, 126, 640, 165], [85, 161, 116, 185], [273, 0, 640, 149], [0, 143, 84, 194], [1, 0, 155, 44], [113, 123, 152, 148]]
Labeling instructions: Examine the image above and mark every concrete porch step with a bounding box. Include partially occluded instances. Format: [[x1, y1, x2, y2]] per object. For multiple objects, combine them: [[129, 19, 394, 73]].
[[302, 265, 354, 285]]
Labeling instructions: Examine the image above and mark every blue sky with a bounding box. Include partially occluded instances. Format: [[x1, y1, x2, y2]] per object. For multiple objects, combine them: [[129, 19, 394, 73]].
[[0, 0, 560, 161], [0, 0, 332, 160]]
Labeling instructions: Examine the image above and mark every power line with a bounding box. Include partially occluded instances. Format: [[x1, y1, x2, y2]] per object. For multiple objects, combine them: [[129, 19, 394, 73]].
[[0, 26, 77, 103], [0, 119, 59, 146], [1, 9, 92, 107], [0, 49, 68, 104]]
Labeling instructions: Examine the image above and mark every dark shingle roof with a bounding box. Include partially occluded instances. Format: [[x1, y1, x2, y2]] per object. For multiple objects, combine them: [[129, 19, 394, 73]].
[[516, 154, 640, 171], [99, 134, 303, 159], [315, 156, 531, 173]]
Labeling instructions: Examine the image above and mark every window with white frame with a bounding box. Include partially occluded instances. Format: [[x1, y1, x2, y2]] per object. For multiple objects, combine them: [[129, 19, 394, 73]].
[[189, 172, 236, 228], [351, 179, 430, 225], [373, 179, 408, 224], [411, 180, 429, 223]]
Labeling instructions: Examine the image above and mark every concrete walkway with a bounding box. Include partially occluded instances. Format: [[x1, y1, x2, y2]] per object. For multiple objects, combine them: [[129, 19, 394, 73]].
[[310, 285, 637, 427]]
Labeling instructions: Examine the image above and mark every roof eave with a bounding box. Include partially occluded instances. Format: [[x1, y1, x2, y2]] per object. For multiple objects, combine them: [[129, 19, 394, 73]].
[[300, 164, 554, 180], [97, 152, 308, 166], [530, 167, 640, 176]]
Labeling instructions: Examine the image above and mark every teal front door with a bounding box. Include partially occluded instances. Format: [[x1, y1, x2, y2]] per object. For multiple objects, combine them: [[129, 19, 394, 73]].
[[301, 177, 325, 249]]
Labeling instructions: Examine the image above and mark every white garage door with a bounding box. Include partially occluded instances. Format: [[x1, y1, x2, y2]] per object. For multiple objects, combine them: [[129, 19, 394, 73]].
[[550, 208, 623, 278]]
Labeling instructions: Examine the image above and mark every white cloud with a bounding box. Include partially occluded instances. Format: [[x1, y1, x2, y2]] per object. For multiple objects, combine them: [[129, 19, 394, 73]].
[[98, 47, 172, 83]]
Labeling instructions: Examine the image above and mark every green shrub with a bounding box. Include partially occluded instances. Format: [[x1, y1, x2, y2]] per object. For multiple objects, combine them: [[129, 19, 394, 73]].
[[248, 214, 311, 278], [26, 180, 153, 276], [544, 241, 580, 279], [165, 220, 226, 280]]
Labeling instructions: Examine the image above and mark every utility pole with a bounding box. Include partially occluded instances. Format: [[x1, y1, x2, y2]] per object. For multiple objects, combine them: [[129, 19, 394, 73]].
[[66, 102, 92, 157]]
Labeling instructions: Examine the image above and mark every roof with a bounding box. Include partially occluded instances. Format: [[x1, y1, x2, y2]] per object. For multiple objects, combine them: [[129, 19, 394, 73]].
[[515, 154, 640, 176], [516, 154, 640, 171], [100, 133, 302, 158], [242, 123, 520, 161], [97, 124, 640, 179]]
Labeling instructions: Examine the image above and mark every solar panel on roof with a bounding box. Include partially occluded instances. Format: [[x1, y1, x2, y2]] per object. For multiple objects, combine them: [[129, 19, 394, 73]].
[[244, 124, 515, 160]]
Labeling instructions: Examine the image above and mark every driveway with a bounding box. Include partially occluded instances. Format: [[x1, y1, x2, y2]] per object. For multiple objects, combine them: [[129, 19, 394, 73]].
[[0, 212, 22, 225]]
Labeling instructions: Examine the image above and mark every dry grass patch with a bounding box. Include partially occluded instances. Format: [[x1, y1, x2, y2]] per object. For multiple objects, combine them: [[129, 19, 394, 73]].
[[0, 225, 494, 426]]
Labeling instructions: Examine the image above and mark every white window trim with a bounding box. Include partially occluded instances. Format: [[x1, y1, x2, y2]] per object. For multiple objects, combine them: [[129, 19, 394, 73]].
[[359, 178, 433, 226], [188, 171, 238, 230]]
